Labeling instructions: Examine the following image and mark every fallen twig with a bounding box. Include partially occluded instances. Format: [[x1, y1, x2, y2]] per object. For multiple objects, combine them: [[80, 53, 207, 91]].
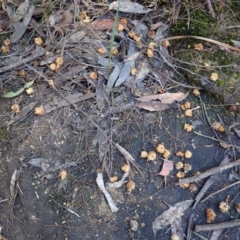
[[161, 36, 240, 52], [210, 230, 223, 240], [192, 231, 208, 240], [187, 214, 194, 240], [206, 0, 216, 18], [177, 159, 240, 185], [195, 219, 240, 232], [96, 173, 119, 212], [193, 131, 240, 149], [201, 179, 240, 203]]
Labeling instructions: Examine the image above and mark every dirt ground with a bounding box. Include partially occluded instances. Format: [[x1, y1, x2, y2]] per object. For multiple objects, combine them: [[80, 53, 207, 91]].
[[1, 1, 240, 240]]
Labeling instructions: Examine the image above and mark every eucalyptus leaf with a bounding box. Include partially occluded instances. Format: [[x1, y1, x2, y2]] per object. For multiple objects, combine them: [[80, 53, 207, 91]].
[[2, 88, 25, 98], [24, 80, 34, 88], [2, 80, 34, 98]]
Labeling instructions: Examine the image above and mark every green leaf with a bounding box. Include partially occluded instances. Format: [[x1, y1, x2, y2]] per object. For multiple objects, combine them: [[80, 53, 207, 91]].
[[2, 88, 25, 98], [24, 80, 34, 89], [2, 80, 34, 98]]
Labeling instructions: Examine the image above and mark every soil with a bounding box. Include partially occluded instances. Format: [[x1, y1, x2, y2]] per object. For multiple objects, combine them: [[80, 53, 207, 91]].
[[0, 91, 240, 240]]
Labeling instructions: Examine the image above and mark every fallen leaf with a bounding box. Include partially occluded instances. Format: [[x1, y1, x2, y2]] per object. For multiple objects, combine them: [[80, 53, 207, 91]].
[[136, 101, 170, 112], [109, 1, 152, 14], [12, 1, 30, 23], [158, 160, 173, 176], [92, 18, 114, 30], [136, 92, 188, 104], [152, 200, 193, 238], [194, 43, 203, 50]]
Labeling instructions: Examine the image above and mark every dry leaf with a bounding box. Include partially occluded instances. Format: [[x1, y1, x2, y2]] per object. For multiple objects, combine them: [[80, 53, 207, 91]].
[[152, 200, 193, 237], [92, 18, 114, 30], [194, 43, 203, 50], [35, 37, 43, 46], [109, 1, 152, 14], [35, 106, 45, 115], [210, 72, 218, 81], [136, 92, 188, 104], [60, 170, 67, 180], [158, 160, 173, 176], [11, 104, 20, 114], [136, 101, 170, 112]]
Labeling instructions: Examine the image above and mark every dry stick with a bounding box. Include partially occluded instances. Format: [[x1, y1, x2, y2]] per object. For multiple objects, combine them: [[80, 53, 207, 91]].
[[201, 179, 240, 203], [177, 158, 240, 185], [0, 48, 47, 74], [206, 0, 216, 18], [193, 131, 240, 149], [195, 219, 240, 232], [161, 36, 240, 52]]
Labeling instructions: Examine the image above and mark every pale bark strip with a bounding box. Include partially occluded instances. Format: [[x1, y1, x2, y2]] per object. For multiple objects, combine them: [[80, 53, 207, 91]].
[[177, 159, 240, 185], [195, 219, 240, 232]]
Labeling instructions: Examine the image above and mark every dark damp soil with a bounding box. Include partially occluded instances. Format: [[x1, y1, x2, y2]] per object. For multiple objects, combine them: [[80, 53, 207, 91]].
[[0, 91, 240, 240]]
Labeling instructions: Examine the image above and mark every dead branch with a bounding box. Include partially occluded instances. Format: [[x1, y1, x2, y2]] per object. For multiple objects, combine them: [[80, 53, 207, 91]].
[[161, 36, 240, 52], [201, 180, 240, 203], [177, 159, 240, 185], [206, 0, 216, 18], [195, 219, 240, 232]]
